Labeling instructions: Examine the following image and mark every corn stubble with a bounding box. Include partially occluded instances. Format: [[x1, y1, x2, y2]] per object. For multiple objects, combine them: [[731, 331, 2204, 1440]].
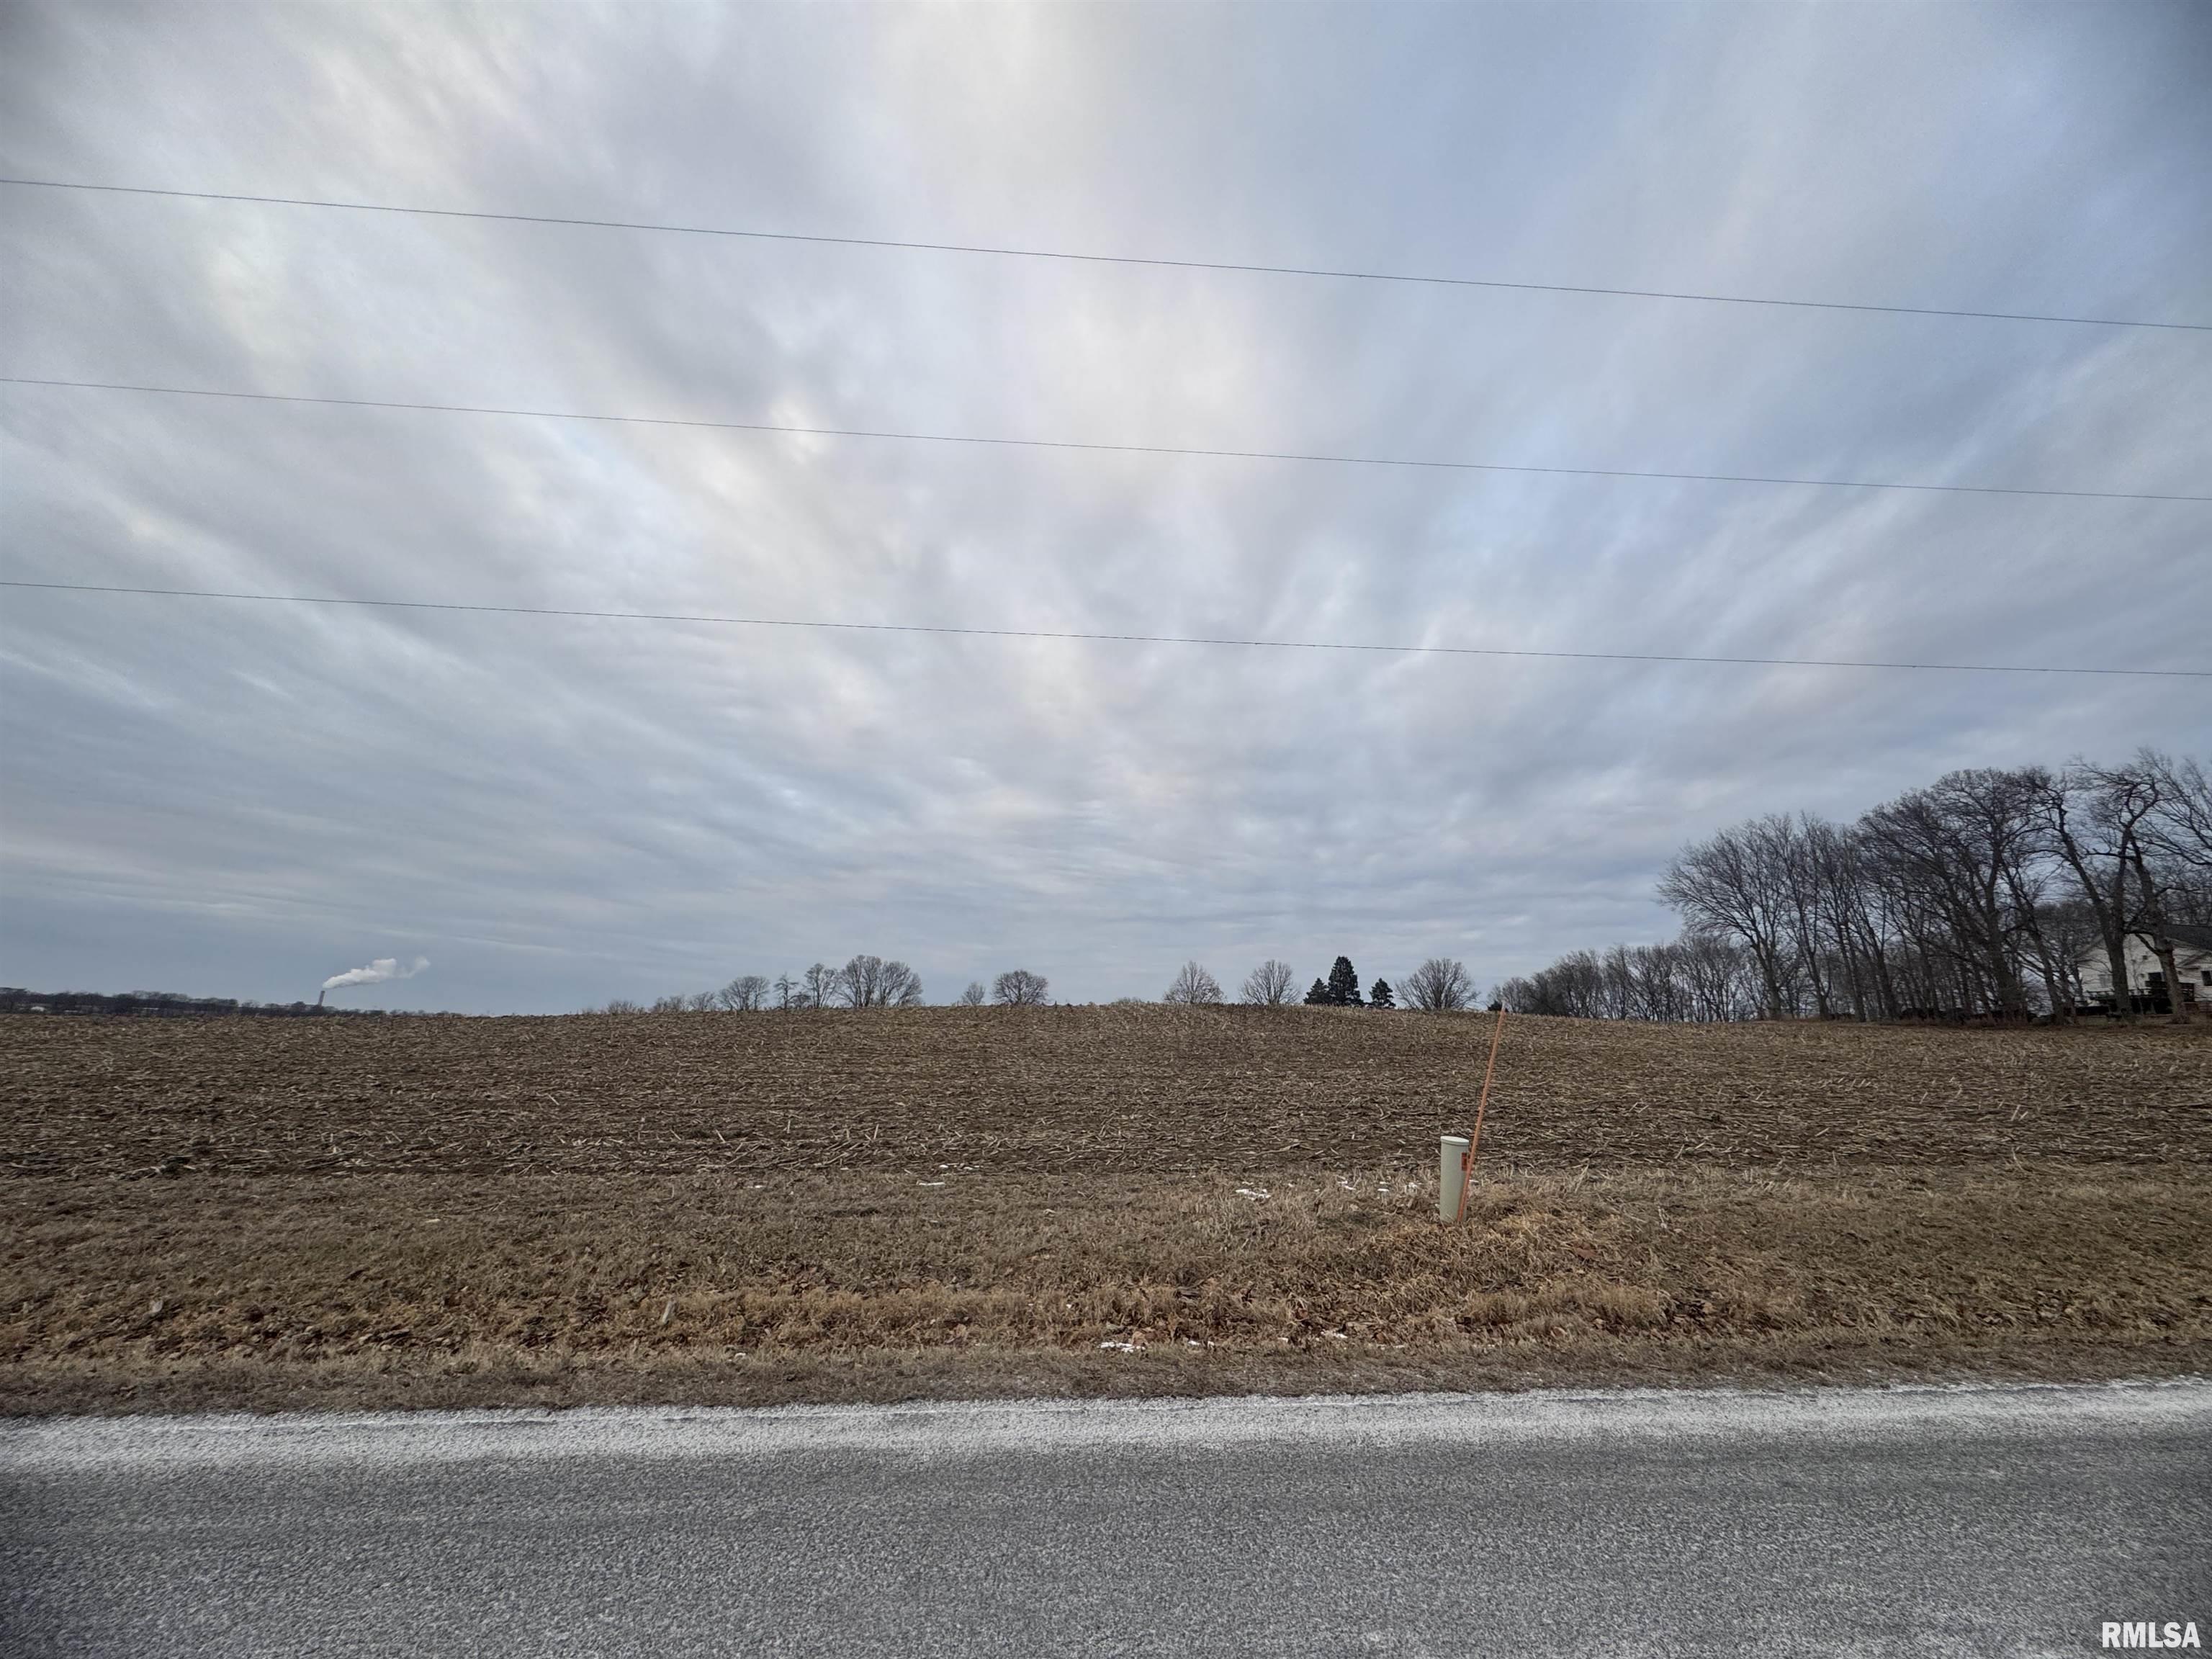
[[2, 1009, 2207, 1412]]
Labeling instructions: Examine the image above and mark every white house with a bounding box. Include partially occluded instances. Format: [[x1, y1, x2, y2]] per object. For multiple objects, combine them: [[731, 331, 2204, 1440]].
[[2077, 923, 2212, 1012]]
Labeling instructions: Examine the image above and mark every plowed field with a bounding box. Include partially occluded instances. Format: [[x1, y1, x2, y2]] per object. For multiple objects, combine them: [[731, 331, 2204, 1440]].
[[4, 1007, 2208, 1180]]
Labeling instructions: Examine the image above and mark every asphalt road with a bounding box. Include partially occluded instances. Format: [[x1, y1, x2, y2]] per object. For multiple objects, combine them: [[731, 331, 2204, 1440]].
[[4, 1382, 2207, 1657]]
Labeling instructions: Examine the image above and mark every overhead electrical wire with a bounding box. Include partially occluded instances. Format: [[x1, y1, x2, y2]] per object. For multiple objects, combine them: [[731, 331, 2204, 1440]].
[[3, 579, 2203, 680], [4, 377, 2202, 505], [2, 176, 2203, 333], [4, 178, 2200, 683]]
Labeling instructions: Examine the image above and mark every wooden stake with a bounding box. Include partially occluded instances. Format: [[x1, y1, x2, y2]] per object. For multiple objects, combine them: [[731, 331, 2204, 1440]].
[[1461, 1008, 1507, 1222]]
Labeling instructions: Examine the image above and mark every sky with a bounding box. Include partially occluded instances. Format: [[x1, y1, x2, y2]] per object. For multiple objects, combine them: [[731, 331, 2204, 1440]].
[[1, 2, 2207, 1013]]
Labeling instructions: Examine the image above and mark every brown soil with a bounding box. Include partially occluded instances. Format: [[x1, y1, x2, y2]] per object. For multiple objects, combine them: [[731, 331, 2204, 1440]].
[[6, 1007, 2208, 1181], [3, 1010, 2207, 1413]]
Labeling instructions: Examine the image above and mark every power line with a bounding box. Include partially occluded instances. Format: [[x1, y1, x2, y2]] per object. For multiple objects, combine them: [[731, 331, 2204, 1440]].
[[6, 376, 2203, 505], [4, 175, 2203, 334], [4, 579, 2202, 680]]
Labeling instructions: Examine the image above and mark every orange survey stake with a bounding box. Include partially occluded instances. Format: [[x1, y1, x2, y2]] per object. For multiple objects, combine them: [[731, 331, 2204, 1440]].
[[1461, 1007, 1506, 1223]]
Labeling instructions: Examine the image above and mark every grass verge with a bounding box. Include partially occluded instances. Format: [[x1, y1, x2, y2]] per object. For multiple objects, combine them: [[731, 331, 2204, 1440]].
[[6, 1161, 2206, 1413]]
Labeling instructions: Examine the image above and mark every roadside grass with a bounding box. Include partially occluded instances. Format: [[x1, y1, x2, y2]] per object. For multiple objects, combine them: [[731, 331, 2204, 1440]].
[[6, 1162, 2206, 1413]]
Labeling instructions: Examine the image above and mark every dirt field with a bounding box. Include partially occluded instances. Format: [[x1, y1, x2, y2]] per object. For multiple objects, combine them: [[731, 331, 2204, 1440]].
[[4, 1009, 2208, 1413], [7, 1006, 2208, 1179]]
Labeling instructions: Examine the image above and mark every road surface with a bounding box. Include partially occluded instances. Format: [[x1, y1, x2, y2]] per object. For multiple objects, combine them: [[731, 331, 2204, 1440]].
[[4, 1381, 2207, 1656]]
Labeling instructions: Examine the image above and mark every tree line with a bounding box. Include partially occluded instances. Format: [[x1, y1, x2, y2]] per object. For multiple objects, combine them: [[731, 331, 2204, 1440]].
[[595, 952, 1502, 1016], [1160, 954, 1480, 1012], [595, 958, 1051, 1014], [1503, 750, 2210, 1023], [0, 986, 387, 1020]]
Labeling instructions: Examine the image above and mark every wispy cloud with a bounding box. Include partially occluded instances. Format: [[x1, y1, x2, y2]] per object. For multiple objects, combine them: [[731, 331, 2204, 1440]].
[[1, 3, 2206, 1010]]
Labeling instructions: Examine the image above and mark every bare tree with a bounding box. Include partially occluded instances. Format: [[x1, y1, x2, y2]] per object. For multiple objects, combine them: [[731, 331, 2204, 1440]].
[[1403, 957, 1473, 1012], [716, 974, 770, 1012], [1860, 770, 2047, 1020], [1501, 948, 1604, 1017], [1998, 827, 2069, 1022], [2139, 751, 2212, 945], [1240, 959, 1297, 1007], [1679, 934, 1758, 1021], [832, 955, 925, 1009], [992, 968, 1049, 1006], [2142, 750, 2212, 876], [2019, 750, 2202, 1019], [650, 994, 688, 1014], [1764, 813, 1903, 1021], [957, 981, 987, 1007], [1658, 818, 1800, 1016], [684, 991, 717, 1012], [799, 962, 837, 1010], [2126, 832, 2196, 1023], [1802, 818, 1892, 1020], [1503, 935, 1758, 1022], [837, 954, 884, 1010], [1598, 944, 1634, 1020], [1163, 961, 1224, 1004], [1624, 943, 1688, 1022], [2037, 898, 2098, 1015]]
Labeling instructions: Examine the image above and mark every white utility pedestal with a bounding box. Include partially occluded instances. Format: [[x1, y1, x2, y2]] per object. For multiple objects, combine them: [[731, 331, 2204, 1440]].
[[1439, 1133, 1471, 1223]]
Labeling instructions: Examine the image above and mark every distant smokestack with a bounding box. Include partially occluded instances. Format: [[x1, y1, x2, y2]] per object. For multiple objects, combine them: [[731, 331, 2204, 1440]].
[[316, 988, 325, 1009]]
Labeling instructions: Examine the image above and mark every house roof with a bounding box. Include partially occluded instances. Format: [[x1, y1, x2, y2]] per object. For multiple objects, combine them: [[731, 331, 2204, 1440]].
[[2165, 922, 2212, 952]]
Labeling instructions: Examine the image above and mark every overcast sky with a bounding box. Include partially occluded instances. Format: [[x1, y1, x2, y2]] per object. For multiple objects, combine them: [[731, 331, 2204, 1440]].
[[1, 2, 2206, 1012]]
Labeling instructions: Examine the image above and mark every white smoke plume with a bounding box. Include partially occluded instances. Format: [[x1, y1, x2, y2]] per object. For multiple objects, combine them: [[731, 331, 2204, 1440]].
[[322, 956, 431, 992]]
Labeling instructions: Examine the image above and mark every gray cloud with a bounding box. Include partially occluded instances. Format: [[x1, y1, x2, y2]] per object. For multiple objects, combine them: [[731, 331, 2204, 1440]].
[[2, 2, 2207, 1011]]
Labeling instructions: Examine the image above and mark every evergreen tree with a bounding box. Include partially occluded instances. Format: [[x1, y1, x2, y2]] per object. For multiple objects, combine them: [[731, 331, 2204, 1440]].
[[1304, 977, 1330, 1005], [1369, 977, 1395, 1009], [1326, 956, 1361, 1006]]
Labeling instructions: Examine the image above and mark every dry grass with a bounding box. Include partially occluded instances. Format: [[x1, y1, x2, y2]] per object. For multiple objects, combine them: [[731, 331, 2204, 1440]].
[[6, 1163, 2208, 1414], [2, 1011, 2207, 1413]]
